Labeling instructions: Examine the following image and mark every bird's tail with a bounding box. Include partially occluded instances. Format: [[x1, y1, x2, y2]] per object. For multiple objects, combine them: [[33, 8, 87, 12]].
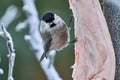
[[40, 53, 47, 62]]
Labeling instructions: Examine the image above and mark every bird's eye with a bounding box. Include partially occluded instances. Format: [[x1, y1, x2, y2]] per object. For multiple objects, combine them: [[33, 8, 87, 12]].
[[50, 23, 56, 28]]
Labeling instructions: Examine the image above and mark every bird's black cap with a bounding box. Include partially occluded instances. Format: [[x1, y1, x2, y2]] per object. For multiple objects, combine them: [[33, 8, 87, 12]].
[[42, 12, 54, 23]]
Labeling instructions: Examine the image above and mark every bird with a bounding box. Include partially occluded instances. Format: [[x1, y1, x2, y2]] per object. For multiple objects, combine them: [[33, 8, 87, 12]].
[[39, 12, 70, 62]]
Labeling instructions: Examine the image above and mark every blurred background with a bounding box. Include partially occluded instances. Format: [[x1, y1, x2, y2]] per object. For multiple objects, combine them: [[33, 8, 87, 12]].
[[0, 0, 75, 80]]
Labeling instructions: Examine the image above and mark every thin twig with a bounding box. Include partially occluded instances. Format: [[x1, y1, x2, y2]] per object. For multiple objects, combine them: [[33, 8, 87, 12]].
[[0, 24, 15, 80], [0, 5, 17, 80]]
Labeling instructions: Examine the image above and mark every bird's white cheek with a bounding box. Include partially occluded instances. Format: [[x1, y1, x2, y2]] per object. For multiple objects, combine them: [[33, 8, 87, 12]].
[[45, 24, 50, 29], [40, 23, 50, 32], [44, 24, 51, 32]]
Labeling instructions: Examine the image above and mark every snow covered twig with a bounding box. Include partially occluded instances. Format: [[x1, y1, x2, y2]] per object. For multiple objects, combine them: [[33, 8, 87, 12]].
[[0, 5, 18, 79], [0, 24, 15, 80], [0, 5, 18, 31], [16, 0, 62, 80]]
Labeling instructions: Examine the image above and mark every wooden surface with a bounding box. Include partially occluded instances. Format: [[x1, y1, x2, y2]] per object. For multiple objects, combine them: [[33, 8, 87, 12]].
[[104, 0, 120, 80], [69, 0, 115, 80]]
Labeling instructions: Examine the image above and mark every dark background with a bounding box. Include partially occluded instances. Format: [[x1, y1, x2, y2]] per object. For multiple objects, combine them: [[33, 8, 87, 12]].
[[0, 0, 75, 80]]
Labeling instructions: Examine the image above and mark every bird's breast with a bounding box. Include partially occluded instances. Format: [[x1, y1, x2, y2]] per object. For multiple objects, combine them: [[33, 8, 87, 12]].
[[50, 24, 70, 51]]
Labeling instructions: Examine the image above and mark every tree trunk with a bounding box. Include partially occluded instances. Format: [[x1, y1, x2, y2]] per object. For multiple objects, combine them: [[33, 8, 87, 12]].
[[69, 0, 115, 80], [104, 0, 120, 80]]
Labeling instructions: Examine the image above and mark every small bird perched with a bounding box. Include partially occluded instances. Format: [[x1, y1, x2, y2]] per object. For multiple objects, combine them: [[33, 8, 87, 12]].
[[40, 12, 70, 62]]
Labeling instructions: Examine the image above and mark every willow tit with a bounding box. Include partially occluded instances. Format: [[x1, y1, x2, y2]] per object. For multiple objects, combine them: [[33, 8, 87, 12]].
[[40, 12, 70, 62]]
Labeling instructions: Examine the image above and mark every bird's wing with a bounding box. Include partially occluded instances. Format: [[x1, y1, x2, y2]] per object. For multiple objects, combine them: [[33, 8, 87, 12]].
[[40, 31, 52, 62]]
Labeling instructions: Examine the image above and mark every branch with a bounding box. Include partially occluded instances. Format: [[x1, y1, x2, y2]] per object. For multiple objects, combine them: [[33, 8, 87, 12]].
[[16, 0, 62, 80], [0, 5, 18, 79], [69, 0, 115, 80], [0, 5, 18, 30], [0, 24, 15, 80], [104, 0, 120, 79]]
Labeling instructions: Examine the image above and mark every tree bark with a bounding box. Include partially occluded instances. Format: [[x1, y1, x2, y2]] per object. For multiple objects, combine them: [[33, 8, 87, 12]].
[[104, 0, 120, 80], [69, 0, 115, 80]]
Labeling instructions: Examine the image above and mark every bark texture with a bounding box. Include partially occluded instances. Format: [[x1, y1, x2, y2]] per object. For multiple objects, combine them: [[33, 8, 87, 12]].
[[104, 0, 120, 80], [69, 0, 115, 80]]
